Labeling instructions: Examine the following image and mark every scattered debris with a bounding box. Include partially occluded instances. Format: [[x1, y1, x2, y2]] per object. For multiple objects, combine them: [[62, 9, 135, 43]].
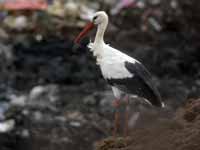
[[10, 94, 27, 107], [111, 0, 137, 15], [183, 99, 200, 122], [95, 137, 132, 150], [0, 119, 15, 133]]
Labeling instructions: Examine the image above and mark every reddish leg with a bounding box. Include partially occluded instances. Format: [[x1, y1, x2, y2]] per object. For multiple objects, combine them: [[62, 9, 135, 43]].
[[123, 96, 129, 137], [112, 99, 121, 137]]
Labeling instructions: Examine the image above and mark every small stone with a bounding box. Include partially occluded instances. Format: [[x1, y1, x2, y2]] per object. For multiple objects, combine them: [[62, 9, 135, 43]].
[[69, 121, 81, 127], [170, 0, 178, 9], [55, 116, 67, 122], [21, 129, 30, 138], [66, 111, 84, 121], [35, 34, 43, 41], [83, 95, 96, 106], [29, 85, 46, 100], [34, 111, 43, 121], [22, 109, 29, 116], [99, 91, 114, 107]]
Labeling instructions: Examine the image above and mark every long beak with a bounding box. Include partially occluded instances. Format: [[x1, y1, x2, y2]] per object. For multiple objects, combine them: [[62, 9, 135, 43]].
[[74, 22, 95, 44]]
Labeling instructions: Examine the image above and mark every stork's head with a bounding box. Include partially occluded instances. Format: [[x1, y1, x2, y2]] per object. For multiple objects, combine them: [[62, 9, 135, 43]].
[[74, 11, 108, 43], [92, 11, 108, 26]]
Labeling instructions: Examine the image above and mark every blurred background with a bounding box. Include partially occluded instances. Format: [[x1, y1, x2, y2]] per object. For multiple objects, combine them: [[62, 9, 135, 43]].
[[0, 0, 200, 150]]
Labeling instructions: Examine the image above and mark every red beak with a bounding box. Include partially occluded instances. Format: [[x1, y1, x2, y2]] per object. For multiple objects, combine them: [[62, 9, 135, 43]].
[[74, 22, 95, 44]]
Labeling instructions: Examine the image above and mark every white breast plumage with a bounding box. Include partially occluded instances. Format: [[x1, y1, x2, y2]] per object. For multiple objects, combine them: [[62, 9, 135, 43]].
[[89, 43, 136, 79]]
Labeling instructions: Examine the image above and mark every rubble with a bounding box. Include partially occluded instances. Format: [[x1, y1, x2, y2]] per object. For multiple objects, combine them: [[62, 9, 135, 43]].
[[95, 98, 200, 150]]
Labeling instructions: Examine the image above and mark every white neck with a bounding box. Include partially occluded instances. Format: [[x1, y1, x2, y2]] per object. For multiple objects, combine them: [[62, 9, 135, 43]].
[[91, 14, 108, 61], [94, 20, 108, 45]]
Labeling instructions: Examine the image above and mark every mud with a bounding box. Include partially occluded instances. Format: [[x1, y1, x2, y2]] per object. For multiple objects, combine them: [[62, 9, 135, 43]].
[[96, 99, 200, 150]]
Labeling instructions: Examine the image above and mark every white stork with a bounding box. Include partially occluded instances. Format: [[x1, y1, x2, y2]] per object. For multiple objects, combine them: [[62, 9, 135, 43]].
[[74, 11, 164, 136]]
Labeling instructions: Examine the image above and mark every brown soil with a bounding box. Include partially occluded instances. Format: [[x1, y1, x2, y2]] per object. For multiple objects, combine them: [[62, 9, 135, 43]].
[[95, 99, 200, 150]]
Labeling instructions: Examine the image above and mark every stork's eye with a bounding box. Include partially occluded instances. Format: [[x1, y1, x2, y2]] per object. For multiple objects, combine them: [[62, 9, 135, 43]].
[[93, 16, 97, 21]]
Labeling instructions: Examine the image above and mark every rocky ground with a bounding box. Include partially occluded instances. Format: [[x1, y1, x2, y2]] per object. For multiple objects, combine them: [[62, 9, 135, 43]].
[[96, 98, 200, 150]]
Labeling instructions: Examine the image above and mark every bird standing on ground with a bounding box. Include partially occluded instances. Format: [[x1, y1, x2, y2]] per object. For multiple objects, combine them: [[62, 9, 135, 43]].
[[74, 11, 164, 136]]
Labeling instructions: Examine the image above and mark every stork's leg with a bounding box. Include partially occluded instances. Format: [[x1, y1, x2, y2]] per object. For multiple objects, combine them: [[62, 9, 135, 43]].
[[123, 96, 129, 137], [112, 99, 121, 137]]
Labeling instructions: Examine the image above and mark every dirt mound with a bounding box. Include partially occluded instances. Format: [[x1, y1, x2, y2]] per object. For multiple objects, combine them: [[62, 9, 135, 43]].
[[95, 99, 200, 150]]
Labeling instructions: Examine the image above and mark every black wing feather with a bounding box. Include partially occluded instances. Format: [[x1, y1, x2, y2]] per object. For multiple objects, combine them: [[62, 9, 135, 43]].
[[107, 61, 163, 107]]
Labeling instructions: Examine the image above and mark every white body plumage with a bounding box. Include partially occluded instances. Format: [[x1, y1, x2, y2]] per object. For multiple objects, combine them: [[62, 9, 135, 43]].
[[88, 42, 137, 79], [89, 42, 141, 99]]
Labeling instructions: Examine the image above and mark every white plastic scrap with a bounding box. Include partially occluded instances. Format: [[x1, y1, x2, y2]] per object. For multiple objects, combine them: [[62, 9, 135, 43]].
[[136, 1, 145, 9], [111, 0, 136, 15], [14, 15, 28, 31], [80, 5, 95, 21], [10, 94, 27, 107], [0, 119, 15, 133], [128, 112, 140, 127], [64, 0, 80, 19], [0, 102, 10, 120], [148, 17, 162, 31]]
